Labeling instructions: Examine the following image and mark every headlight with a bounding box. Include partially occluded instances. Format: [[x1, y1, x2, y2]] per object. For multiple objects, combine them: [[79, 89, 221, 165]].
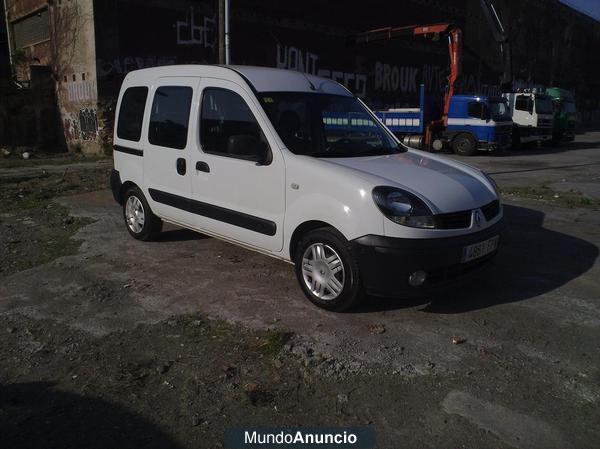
[[372, 186, 436, 229], [483, 172, 501, 199]]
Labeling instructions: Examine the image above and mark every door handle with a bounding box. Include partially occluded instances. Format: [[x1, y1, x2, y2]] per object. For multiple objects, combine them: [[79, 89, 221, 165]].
[[196, 161, 210, 173], [176, 158, 186, 175]]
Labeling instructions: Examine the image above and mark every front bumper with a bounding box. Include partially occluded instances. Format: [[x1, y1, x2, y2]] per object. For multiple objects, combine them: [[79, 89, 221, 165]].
[[110, 169, 123, 204], [351, 218, 506, 298]]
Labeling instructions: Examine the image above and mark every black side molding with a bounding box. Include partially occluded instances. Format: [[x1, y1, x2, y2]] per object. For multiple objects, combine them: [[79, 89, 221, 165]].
[[148, 189, 277, 236], [114, 145, 143, 157]]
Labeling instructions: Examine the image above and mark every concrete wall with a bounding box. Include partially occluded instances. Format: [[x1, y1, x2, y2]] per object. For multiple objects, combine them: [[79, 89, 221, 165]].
[[53, 0, 99, 153], [6, 0, 99, 154], [0, 84, 61, 148], [4, 0, 52, 80], [94, 0, 218, 100], [0, 0, 11, 79]]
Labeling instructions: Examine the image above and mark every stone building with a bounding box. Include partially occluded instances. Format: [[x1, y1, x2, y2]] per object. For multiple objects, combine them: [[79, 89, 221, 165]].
[[2, 0, 599, 153]]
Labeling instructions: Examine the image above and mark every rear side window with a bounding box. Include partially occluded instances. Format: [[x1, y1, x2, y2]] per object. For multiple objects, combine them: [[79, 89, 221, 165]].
[[148, 86, 193, 149], [200, 88, 265, 158], [117, 87, 148, 141]]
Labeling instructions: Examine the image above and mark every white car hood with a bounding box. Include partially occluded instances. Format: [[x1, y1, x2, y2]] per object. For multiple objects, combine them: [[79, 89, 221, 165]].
[[322, 150, 497, 214]]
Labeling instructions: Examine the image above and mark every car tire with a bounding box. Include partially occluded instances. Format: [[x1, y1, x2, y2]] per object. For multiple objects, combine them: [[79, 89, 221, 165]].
[[122, 186, 163, 241], [294, 227, 364, 311], [452, 133, 477, 156]]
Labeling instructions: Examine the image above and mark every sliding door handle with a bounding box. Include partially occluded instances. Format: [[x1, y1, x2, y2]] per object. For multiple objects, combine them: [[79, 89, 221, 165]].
[[176, 158, 186, 175]]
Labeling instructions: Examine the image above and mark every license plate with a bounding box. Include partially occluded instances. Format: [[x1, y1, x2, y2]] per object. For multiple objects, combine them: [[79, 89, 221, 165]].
[[462, 235, 499, 263]]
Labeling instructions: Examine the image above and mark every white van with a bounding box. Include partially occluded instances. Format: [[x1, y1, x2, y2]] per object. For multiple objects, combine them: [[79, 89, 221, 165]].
[[111, 65, 505, 311]]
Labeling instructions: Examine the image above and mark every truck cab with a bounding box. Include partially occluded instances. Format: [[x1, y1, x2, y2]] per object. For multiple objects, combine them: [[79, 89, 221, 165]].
[[546, 87, 577, 143], [503, 91, 554, 147], [376, 88, 512, 156], [446, 95, 513, 153]]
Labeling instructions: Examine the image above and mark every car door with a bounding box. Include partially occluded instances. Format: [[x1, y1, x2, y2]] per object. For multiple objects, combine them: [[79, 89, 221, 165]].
[[143, 77, 199, 225], [514, 94, 534, 128], [191, 78, 285, 252]]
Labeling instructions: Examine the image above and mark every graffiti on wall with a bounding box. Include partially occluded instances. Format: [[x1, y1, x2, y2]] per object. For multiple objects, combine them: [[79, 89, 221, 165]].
[[97, 56, 177, 78], [374, 62, 447, 95], [79, 108, 98, 140], [175, 6, 217, 47], [64, 118, 76, 142], [462, 74, 502, 97], [276, 44, 367, 97], [375, 62, 418, 94], [276, 45, 320, 75], [63, 108, 98, 142], [67, 81, 98, 103]]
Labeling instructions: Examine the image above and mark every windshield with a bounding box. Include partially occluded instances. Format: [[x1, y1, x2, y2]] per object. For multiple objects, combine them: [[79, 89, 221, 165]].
[[259, 93, 403, 157], [561, 101, 576, 114], [535, 96, 553, 114], [489, 100, 510, 121]]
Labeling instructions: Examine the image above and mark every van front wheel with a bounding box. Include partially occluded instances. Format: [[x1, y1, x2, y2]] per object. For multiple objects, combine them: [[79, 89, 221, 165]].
[[294, 228, 364, 311], [123, 187, 163, 241]]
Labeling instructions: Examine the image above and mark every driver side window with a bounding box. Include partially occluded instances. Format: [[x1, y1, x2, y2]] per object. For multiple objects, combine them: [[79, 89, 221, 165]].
[[200, 88, 268, 161], [515, 95, 531, 112]]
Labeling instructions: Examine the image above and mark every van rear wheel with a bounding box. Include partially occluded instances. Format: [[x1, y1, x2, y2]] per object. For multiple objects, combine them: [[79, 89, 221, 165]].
[[294, 228, 364, 311], [123, 187, 163, 241], [452, 133, 477, 156]]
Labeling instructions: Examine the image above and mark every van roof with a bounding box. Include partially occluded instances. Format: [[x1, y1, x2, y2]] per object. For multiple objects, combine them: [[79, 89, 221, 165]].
[[123, 64, 353, 97]]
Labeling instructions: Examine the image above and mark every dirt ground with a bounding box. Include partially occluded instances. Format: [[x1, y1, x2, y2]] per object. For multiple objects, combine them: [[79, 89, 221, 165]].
[[1, 135, 599, 449]]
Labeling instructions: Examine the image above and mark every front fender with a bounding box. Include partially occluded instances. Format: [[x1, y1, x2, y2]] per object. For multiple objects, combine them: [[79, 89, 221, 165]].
[[282, 156, 385, 260]]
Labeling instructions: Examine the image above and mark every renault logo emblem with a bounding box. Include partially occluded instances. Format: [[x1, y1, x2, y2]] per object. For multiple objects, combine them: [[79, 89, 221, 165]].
[[474, 210, 482, 228]]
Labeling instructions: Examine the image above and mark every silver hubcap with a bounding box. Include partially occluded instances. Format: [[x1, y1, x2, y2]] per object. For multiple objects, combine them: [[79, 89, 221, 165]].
[[301, 243, 345, 300], [125, 195, 145, 234]]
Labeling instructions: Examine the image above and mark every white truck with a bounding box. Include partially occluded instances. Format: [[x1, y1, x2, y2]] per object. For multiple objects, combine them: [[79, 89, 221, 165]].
[[503, 90, 554, 147]]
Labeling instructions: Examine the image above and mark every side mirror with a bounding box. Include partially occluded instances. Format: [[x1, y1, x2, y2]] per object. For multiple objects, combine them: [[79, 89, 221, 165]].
[[227, 134, 271, 165]]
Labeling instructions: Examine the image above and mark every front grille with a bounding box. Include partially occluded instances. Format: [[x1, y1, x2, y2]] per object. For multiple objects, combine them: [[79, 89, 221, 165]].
[[435, 210, 471, 229], [481, 200, 500, 221], [434, 200, 500, 230]]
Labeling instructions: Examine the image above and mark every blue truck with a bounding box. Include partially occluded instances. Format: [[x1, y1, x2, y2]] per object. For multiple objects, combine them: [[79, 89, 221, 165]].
[[374, 85, 513, 156]]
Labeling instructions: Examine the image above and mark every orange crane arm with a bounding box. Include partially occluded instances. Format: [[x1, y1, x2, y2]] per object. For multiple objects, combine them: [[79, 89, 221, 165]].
[[352, 23, 462, 125]]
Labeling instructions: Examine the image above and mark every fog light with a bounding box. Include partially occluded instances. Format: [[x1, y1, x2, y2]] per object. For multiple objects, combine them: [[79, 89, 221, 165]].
[[408, 270, 427, 287]]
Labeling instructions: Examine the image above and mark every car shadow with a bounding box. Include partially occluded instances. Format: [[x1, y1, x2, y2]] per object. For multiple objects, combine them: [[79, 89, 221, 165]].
[[358, 204, 599, 314], [0, 382, 182, 449]]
